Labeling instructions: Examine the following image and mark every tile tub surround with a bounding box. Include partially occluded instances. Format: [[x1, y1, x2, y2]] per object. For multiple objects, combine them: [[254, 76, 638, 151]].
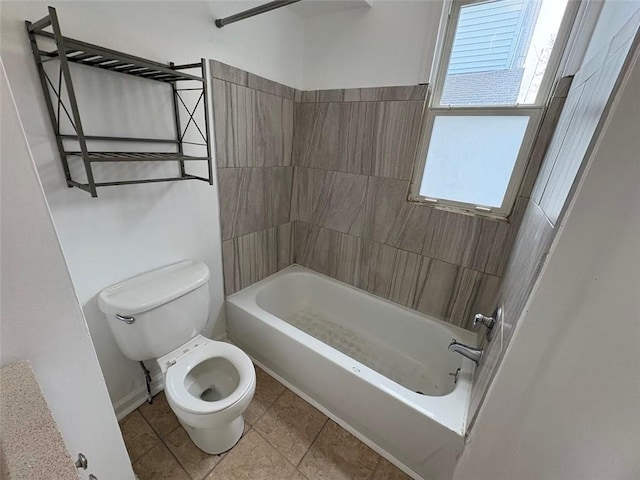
[[291, 77, 573, 330], [121, 367, 411, 480], [294, 221, 503, 329], [222, 222, 293, 295], [293, 99, 424, 179], [468, 200, 556, 424], [0, 361, 79, 480], [212, 58, 571, 329], [291, 88, 522, 329], [210, 61, 295, 295], [217, 167, 292, 240], [466, 19, 640, 428]]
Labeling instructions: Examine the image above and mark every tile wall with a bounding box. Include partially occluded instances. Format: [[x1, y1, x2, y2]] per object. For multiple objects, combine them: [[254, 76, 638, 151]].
[[292, 86, 523, 329], [210, 61, 295, 295], [212, 59, 570, 331], [467, 16, 639, 427]]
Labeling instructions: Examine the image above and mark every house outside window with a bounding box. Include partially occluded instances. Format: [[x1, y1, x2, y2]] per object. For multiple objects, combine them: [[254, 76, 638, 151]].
[[410, 0, 577, 218]]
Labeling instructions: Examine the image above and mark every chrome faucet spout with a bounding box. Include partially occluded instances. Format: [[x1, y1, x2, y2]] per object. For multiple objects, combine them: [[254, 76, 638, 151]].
[[448, 339, 483, 364]]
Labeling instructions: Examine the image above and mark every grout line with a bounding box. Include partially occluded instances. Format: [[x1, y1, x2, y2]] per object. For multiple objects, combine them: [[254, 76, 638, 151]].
[[250, 385, 287, 428], [127, 409, 172, 470], [135, 399, 196, 479], [212, 74, 294, 101], [138, 405, 177, 441], [250, 371, 321, 468], [295, 469, 311, 480], [252, 426, 304, 472], [162, 422, 182, 439], [224, 220, 293, 243], [298, 98, 426, 105], [146, 421, 193, 479], [161, 439, 192, 480], [201, 426, 250, 479], [289, 164, 296, 230], [247, 383, 327, 471], [216, 163, 292, 169], [202, 447, 227, 478], [290, 163, 409, 181], [296, 416, 329, 469]]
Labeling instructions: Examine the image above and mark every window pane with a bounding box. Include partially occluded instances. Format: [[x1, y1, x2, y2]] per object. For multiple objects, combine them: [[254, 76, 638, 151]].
[[419, 115, 529, 208], [440, 0, 568, 106]]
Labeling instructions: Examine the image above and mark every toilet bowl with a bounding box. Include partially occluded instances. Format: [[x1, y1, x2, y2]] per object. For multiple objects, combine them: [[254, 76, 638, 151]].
[[98, 260, 256, 454], [159, 335, 256, 454]]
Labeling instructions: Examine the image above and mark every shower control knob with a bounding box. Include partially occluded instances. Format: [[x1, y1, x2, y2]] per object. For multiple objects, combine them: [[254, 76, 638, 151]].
[[473, 313, 495, 330]]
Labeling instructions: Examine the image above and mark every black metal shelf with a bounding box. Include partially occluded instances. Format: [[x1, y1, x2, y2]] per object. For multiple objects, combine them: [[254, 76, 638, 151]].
[[68, 152, 210, 163], [34, 30, 203, 84], [26, 6, 213, 197]]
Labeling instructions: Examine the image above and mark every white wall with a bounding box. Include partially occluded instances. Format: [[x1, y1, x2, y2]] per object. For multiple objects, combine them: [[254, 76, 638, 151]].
[[1, 60, 134, 480], [0, 1, 304, 416], [301, 0, 443, 90], [453, 38, 640, 480]]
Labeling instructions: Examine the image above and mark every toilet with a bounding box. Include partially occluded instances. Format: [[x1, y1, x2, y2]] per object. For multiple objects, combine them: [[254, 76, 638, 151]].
[[98, 260, 256, 454]]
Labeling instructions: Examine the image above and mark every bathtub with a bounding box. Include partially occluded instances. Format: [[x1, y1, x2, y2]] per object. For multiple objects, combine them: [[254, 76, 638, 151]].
[[227, 265, 475, 480]]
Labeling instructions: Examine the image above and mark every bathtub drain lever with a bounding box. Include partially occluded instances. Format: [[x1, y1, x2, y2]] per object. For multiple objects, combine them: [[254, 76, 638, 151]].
[[449, 368, 461, 384], [139, 361, 153, 404]]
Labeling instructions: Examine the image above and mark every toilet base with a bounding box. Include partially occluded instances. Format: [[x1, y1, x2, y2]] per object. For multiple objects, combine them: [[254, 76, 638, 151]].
[[182, 415, 245, 454]]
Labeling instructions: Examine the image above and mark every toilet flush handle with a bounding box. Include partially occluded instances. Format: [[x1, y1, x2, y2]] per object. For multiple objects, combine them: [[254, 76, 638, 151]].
[[115, 314, 135, 325]]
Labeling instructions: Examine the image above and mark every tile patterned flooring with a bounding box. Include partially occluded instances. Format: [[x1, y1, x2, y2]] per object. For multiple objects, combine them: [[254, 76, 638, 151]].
[[120, 367, 412, 480]]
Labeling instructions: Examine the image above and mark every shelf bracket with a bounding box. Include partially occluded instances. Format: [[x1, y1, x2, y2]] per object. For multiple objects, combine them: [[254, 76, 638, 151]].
[[47, 6, 97, 196]]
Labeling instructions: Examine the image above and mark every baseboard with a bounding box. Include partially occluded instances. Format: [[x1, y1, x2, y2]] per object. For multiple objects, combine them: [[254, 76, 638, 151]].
[[114, 371, 164, 421]]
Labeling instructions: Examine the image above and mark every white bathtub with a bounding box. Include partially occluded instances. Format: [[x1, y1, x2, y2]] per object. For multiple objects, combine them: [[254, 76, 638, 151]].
[[227, 265, 476, 480]]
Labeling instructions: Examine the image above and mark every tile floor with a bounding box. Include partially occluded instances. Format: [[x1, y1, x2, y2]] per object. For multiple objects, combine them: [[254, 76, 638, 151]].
[[120, 367, 412, 480]]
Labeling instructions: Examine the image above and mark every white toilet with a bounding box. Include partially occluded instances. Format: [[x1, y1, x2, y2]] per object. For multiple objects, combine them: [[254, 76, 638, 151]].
[[98, 260, 256, 454]]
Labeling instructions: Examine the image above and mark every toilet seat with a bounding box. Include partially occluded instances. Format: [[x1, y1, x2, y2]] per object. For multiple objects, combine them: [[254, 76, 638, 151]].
[[164, 341, 255, 416]]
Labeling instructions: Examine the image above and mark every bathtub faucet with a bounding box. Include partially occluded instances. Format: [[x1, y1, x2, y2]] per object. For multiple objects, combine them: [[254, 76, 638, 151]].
[[448, 339, 483, 364]]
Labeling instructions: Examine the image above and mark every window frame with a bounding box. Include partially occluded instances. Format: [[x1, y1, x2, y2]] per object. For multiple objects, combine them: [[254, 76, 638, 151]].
[[409, 0, 579, 219]]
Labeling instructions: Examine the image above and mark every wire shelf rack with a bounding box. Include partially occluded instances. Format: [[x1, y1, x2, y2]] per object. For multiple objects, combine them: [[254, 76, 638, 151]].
[[26, 6, 213, 197]]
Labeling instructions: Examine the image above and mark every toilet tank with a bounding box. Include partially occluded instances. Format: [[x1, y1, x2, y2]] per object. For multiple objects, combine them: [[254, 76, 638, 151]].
[[98, 260, 210, 361]]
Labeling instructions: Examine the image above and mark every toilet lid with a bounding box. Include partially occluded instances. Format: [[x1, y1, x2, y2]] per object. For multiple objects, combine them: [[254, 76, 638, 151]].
[[164, 341, 255, 415]]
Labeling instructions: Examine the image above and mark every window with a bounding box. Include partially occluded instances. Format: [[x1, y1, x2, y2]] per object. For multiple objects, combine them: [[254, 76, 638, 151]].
[[411, 0, 575, 217]]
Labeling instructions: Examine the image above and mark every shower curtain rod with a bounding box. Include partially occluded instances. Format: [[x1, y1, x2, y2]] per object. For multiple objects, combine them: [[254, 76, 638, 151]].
[[215, 0, 302, 28]]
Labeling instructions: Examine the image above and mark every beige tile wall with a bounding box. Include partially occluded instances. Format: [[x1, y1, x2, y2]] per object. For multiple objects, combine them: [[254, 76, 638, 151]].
[[467, 17, 639, 428], [291, 86, 530, 329], [211, 61, 295, 294], [212, 58, 572, 331]]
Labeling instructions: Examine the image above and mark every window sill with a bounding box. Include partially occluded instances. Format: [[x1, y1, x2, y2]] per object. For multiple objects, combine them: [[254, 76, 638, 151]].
[[406, 196, 514, 223]]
